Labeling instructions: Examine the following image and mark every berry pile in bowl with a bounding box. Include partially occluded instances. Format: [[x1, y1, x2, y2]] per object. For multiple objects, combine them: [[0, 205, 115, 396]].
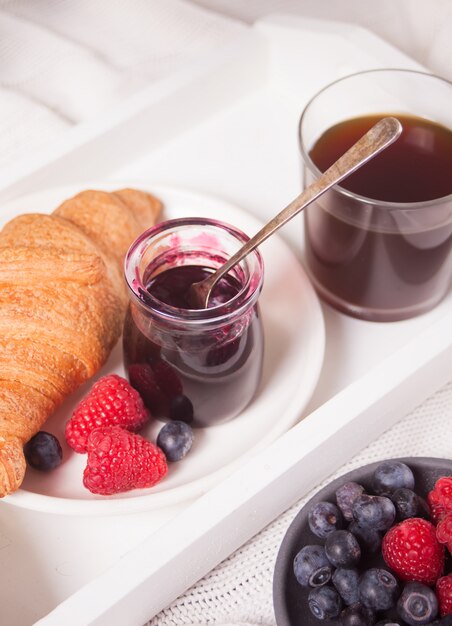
[[273, 458, 452, 626]]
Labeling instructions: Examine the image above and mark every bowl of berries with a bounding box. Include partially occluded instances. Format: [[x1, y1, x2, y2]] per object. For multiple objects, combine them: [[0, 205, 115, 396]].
[[273, 457, 452, 626]]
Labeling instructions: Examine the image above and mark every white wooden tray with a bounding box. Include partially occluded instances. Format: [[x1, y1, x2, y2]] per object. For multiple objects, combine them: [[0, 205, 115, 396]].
[[0, 15, 451, 626]]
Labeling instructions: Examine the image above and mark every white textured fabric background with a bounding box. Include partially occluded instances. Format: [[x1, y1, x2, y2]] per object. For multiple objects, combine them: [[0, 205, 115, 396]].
[[0, 0, 244, 165], [192, 0, 452, 84], [0, 1, 450, 624], [1, 0, 452, 171]]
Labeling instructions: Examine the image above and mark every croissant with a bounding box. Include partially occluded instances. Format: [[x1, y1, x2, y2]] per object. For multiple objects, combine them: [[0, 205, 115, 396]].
[[0, 188, 162, 496]]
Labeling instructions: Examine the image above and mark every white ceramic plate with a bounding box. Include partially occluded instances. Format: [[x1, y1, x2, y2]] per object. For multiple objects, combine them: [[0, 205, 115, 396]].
[[1, 183, 325, 514]]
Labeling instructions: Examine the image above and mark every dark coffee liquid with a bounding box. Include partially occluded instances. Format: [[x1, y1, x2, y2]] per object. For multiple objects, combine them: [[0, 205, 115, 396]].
[[310, 114, 452, 202], [304, 114, 452, 321]]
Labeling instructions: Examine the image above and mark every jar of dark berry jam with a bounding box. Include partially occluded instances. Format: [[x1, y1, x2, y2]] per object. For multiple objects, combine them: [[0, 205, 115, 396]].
[[123, 217, 264, 427]]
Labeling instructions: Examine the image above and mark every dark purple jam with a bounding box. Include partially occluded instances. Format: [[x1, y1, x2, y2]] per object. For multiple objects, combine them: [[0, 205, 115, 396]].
[[144, 264, 240, 309], [123, 265, 263, 427]]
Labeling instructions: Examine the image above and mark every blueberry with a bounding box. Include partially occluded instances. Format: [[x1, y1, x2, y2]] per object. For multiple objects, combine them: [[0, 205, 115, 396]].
[[397, 581, 438, 625], [352, 494, 396, 531], [293, 544, 332, 587], [332, 568, 360, 605], [169, 394, 194, 423], [375, 622, 402, 625], [156, 421, 193, 462], [358, 568, 399, 611], [348, 520, 382, 553], [391, 488, 431, 521], [24, 431, 62, 471], [308, 501, 343, 538], [341, 603, 376, 626], [325, 530, 361, 567], [417, 495, 432, 519], [372, 461, 415, 496], [336, 481, 365, 521], [308, 585, 342, 620]]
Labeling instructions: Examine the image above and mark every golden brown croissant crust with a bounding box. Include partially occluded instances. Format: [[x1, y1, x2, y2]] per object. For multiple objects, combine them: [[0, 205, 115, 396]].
[[0, 188, 162, 496]]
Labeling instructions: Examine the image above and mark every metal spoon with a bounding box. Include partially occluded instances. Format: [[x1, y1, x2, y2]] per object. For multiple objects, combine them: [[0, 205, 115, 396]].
[[189, 116, 402, 309]]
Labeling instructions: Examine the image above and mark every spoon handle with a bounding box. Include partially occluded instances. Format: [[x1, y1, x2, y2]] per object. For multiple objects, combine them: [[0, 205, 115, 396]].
[[203, 116, 402, 294]]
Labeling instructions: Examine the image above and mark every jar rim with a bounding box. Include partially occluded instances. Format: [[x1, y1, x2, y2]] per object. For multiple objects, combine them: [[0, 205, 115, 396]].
[[124, 217, 264, 325], [298, 68, 452, 210]]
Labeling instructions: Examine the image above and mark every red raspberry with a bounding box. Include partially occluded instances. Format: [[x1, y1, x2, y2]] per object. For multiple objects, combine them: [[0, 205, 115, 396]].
[[65, 374, 150, 453], [437, 574, 452, 616], [83, 426, 167, 495], [436, 512, 452, 554], [128, 363, 166, 415], [153, 360, 183, 397], [128, 361, 182, 417], [382, 517, 445, 585], [428, 476, 452, 523]]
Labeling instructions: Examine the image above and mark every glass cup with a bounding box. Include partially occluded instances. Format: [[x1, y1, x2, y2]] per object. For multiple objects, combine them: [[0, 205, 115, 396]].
[[123, 217, 264, 427], [299, 69, 452, 321]]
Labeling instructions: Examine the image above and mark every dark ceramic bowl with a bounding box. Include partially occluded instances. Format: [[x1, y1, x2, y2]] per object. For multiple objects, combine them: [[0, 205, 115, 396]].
[[273, 457, 452, 625]]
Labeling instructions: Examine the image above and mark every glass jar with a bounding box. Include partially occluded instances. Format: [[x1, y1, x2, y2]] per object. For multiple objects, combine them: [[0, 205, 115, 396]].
[[123, 217, 264, 427]]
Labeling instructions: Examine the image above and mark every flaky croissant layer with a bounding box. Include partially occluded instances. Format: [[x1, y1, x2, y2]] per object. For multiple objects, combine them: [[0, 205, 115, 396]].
[[0, 188, 162, 496]]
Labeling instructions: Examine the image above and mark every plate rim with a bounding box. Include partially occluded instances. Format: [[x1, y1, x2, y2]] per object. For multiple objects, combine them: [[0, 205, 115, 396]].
[[2, 181, 326, 516]]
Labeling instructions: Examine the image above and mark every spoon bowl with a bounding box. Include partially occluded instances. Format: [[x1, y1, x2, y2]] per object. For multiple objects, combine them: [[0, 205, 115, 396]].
[[188, 116, 402, 309]]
